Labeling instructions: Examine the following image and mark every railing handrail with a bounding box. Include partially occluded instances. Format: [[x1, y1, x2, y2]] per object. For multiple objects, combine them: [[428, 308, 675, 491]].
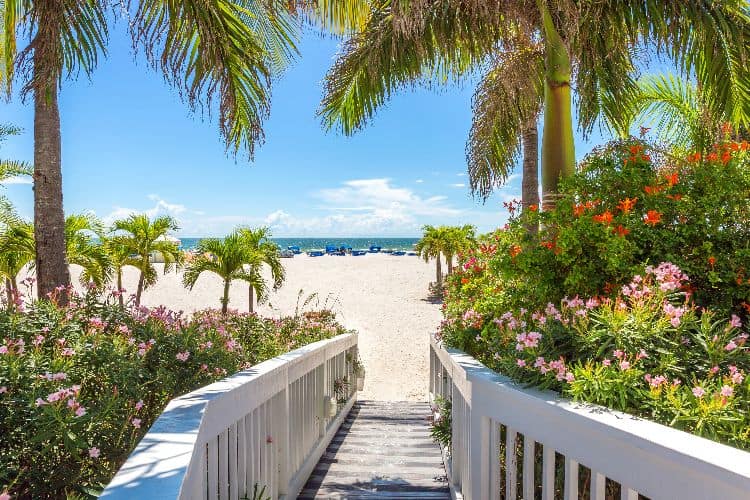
[[430, 336, 750, 500], [102, 332, 357, 499]]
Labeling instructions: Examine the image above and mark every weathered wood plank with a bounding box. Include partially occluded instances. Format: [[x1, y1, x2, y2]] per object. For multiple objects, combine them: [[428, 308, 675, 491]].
[[301, 401, 449, 499]]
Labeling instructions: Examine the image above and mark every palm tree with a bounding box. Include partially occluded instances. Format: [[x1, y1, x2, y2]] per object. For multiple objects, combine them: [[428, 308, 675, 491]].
[[102, 237, 136, 308], [415, 225, 449, 288], [443, 225, 475, 275], [65, 213, 111, 287], [618, 73, 750, 153], [320, 1, 750, 207], [0, 223, 34, 309], [0, 1, 309, 302], [112, 215, 182, 307], [237, 227, 285, 313], [183, 232, 261, 314]]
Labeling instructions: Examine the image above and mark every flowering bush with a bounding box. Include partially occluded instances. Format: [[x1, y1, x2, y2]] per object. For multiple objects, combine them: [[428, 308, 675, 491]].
[[441, 140, 750, 449], [0, 288, 348, 498], [441, 262, 750, 448], [445, 139, 750, 324]]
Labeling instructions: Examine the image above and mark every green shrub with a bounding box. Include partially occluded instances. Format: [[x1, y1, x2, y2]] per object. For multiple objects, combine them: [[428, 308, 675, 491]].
[[0, 288, 348, 498]]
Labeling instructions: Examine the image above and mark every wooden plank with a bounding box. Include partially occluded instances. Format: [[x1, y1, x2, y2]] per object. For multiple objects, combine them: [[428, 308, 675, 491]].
[[218, 429, 229, 500], [228, 423, 238, 500], [523, 435, 535, 500], [542, 445, 555, 500], [592, 471, 606, 500], [622, 487, 638, 500], [207, 437, 218, 500], [564, 457, 578, 500], [505, 427, 517, 500]]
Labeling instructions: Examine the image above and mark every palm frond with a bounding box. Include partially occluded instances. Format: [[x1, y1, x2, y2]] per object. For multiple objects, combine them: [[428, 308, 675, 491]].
[[294, 0, 372, 35], [467, 43, 543, 200]]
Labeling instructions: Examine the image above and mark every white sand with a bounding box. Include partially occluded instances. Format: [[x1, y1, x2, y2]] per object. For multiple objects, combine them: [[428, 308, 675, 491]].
[[58, 254, 442, 401]]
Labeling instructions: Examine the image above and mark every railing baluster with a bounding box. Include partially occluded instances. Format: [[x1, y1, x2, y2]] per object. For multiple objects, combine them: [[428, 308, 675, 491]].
[[564, 457, 578, 500], [592, 471, 606, 500], [505, 427, 517, 500], [622, 487, 638, 500], [523, 435, 535, 500], [208, 438, 219, 500], [228, 422, 238, 500], [489, 420, 501, 500], [218, 429, 229, 500], [542, 445, 555, 500]]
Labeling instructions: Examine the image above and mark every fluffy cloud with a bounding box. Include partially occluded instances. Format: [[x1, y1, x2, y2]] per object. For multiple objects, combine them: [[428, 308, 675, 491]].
[[102, 195, 190, 226], [3, 176, 32, 185]]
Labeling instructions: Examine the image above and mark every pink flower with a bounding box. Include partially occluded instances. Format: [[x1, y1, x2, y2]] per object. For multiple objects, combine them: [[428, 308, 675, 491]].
[[135, 400, 144, 411], [619, 360, 631, 371], [89, 447, 100, 458], [131, 418, 142, 429], [564, 372, 575, 383], [636, 349, 648, 360], [725, 340, 738, 351], [33, 335, 45, 347], [75, 406, 87, 417], [710, 366, 720, 375], [0, 386, 6, 394], [731, 371, 745, 385], [35, 398, 46, 407], [692, 387, 705, 398], [720, 385, 734, 398], [61, 348, 75, 357], [0, 346, 7, 355], [613, 349, 624, 359], [516, 359, 526, 367], [602, 359, 611, 367], [176, 351, 190, 362], [730, 314, 742, 329], [0, 490, 10, 500]]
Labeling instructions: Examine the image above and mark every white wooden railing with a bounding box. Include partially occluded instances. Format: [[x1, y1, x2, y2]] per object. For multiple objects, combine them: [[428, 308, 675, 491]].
[[430, 337, 750, 500], [102, 333, 358, 499]]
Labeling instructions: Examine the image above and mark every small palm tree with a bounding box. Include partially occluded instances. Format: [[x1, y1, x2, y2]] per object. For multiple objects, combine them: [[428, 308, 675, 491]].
[[112, 215, 182, 307], [237, 227, 285, 313], [65, 214, 111, 287], [183, 232, 262, 314], [443, 225, 476, 275], [0, 223, 34, 309], [102, 237, 137, 307], [415, 225, 449, 288]]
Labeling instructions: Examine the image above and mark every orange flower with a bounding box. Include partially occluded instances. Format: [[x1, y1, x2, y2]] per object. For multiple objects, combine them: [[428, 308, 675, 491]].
[[540, 241, 555, 250], [614, 225, 630, 237], [707, 152, 719, 162], [721, 122, 733, 135], [629, 144, 643, 155], [528, 204, 538, 212], [666, 193, 683, 201], [573, 204, 586, 217], [617, 197, 638, 213], [593, 211, 614, 224], [665, 172, 679, 187], [461, 278, 470, 284], [687, 152, 702, 163], [509, 245, 522, 258], [708, 256, 716, 267], [721, 151, 731, 165], [643, 210, 662, 226]]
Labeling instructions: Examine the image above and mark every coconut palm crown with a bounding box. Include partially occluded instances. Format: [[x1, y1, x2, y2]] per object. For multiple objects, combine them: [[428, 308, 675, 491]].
[[237, 226, 285, 313]]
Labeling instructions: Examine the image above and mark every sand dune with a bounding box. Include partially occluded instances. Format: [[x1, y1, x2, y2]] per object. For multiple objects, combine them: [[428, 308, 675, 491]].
[[57, 253, 442, 401]]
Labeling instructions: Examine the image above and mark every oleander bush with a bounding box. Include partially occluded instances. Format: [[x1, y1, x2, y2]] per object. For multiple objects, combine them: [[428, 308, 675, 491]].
[[0, 286, 348, 498], [441, 139, 750, 449]]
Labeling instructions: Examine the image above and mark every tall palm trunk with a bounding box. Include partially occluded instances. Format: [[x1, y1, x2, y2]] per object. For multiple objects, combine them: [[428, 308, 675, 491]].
[[222, 279, 230, 315], [538, 0, 575, 209], [435, 256, 442, 288], [33, 74, 70, 303], [522, 121, 540, 234], [135, 266, 146, 307], [5, 278, 14, 310], [248, 286, 254, 314], [117, 269, 124, 308]]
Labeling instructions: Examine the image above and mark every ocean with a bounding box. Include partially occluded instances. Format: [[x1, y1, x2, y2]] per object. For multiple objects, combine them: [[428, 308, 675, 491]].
[[178, 237, 420, 252]]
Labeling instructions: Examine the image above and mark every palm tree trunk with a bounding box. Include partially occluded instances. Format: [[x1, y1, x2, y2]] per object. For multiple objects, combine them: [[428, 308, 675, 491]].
[[33, 73, 70, 303], [446, 253, 454, 275], [522, 120, 540, 234], [135, 270, 145, 307], [538, 0, 575, 210], [248, 286, 254, 314], [222, 279, 230, 315], [435, 256, 443, 288], [117, 269, 124, 308], [5, 278, 13, 310]]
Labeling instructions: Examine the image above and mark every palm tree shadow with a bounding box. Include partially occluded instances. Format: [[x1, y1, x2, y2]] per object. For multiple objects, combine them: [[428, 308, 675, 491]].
[[422, 282, 444, 304]]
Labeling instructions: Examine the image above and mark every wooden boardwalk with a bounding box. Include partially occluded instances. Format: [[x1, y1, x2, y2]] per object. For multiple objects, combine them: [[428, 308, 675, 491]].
[[299, 400, 450, 499]]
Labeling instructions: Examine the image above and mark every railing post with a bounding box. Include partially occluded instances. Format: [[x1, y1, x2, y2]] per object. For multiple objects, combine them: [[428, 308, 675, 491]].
[[468, 408, 490, 500], [276, 366, 291, 496]]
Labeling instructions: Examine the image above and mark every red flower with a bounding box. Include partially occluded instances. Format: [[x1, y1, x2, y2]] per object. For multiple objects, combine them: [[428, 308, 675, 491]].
[[593, 211, 614, 225], [708, 256, 716, 268], [643, 210, 662, 226], [614, 225, 630, 237], [461, 278, 470, 284], [617, 197, 638, 213], [665, 172, 678, 187], [644, 185, 663, 196], [509, 245, 522, 258], [528, 204, 538, 212]]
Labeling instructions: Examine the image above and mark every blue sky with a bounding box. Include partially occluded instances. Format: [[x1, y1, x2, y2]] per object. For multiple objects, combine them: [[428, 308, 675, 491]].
[[1, 25, 612, 238]]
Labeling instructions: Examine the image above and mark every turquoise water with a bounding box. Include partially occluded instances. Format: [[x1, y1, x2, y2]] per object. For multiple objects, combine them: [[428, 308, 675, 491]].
[[179, 237, 419, 251]]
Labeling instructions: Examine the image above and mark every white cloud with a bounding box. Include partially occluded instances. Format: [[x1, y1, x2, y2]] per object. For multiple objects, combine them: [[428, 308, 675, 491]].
[[415, 179, 424, 183], [3, 176, 32, 185], [456, 172, 466, 177], [450, 183, 466, 188], [102, 195, 191, 226]]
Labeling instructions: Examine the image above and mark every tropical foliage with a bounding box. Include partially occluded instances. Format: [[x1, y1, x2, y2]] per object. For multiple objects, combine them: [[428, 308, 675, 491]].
[[319, 0, 750, 206], [111, 215, 182, 307], [0, 287, 348, 498], [416, 225, 475, 290], [238, 227, 285, 313], [441, 139, 750, 448]]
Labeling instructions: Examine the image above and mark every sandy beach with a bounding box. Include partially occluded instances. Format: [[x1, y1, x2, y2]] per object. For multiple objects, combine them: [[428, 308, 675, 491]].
[[58, 253, 442, 401]]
